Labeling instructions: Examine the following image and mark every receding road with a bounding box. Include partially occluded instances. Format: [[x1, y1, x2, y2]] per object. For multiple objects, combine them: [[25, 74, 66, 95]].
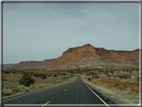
[[3, 76, 112, 106]]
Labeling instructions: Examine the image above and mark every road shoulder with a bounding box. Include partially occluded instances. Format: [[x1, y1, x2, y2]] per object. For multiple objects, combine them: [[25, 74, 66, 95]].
[[82, 78, 127, 104]]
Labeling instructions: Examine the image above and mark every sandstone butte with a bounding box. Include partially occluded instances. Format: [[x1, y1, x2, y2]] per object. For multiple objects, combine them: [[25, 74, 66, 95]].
[[16, 44, 140, 70]]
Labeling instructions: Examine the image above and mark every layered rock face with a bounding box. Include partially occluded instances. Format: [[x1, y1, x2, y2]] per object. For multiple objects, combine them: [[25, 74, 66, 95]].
[[15, 44, 140, 70], [51, 44, 98, 65], [51, 44, 139, 66]]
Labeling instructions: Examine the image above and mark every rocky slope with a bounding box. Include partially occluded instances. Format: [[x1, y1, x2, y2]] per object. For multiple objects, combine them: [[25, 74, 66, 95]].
[[14, 44, 140, 70], [47, 44, 139, 70]]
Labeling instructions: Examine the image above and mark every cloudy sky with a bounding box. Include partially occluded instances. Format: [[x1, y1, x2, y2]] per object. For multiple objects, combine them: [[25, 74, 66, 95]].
[[3, 3, 139, 64]]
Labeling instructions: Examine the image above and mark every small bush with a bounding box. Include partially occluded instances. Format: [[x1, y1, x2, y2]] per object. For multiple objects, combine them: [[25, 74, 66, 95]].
[[86, 73, 91, 76], [40, 74, 46, 79], [3, 89, 13, 96], [48, 73, 52, 77], [19, 72, 35, 87], [17, 85, 30, 92], [38, 84, 47, 88], [88, 78, 92, 81], [117, 85, 124, 89], [133, 87, 139, 92], [107, 74, 110, 77], [126, 88, 132, 94], [33, 72, 39, 78], [3, 70, 10, 74], [53, 74, 58, 77], [137, 76, 139, 81], [30, 85, 36, 90], [110, 84, 114, 87]]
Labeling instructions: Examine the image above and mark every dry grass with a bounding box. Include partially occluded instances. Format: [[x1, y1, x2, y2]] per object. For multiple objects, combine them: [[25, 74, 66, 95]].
[[2, 72, 77, 99], [3, 89, 13, 96], [29, 85, 36, 90], [38, 84, 47, 88], [17, 85, 30, 92], [126, 88, 132, 94], [133, 87, 139, 93], [117, 85, 124, 89], [82, 77, 139, 104]]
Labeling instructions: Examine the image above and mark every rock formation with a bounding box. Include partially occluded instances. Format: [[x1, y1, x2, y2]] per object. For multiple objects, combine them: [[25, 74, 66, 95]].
[[15, 44, 140, 70]]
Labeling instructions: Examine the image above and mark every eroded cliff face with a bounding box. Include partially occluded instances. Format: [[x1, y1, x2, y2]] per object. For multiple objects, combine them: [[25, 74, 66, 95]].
[[51, 44, 139, 66], [16, 44, 140, 70]]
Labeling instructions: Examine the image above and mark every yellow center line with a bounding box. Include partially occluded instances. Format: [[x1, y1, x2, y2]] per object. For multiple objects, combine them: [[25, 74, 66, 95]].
[[64, 89, 67, 91], [42, 101, 50, 107]]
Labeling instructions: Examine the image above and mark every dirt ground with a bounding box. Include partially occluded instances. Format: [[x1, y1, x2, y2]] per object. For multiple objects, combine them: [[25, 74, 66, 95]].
[[2, 72, 77, 99], [81, 70, 140, 104]]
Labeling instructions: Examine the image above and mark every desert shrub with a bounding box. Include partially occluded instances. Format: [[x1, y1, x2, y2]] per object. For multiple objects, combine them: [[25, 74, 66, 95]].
[[3, 70, 10, 74], [133, 87, 139, 92], [29, 72, 34, 75], [39, 74, 46, 79], [33, 72, 39, 78], [48, 73, 52, 77], [117, 85, 124, 89], [118, 75, 122, 78], [19, 72, 35, 87], [3, 89, 13, 96], [107, 74, 110, 78], [20, 71, 26, 74], [126, 88, 132, 94], [41, 74, 46, 79], [30, 85, 36, 90], [33, 72, 46, 79], [53, 74, 58, 77], [88, 78, 92, 81], [17, 85, 30, 92], [137, 76, 139, 81], [61, 73, 66, 76], [86, 73, 91, 76], [124, 76, 128, 79], [38, 84, 47, 88], [110, 84, 114, 87], [136, 68, 139, 72]]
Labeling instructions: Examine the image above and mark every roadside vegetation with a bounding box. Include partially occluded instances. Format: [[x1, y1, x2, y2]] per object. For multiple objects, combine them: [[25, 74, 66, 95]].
[[2, 68, 75, 99], [2, 66, 140, 103]]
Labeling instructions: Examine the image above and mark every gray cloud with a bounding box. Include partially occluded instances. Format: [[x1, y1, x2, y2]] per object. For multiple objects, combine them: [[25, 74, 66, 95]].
[[3, 3, 139, 64]]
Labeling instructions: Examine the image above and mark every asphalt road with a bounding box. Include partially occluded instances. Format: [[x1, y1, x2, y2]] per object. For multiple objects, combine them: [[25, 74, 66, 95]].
[[3, 76, 112, 106]]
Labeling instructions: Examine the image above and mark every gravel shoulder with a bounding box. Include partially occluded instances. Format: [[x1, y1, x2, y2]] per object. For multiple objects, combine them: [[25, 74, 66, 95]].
[[82, 77, 139, 104]]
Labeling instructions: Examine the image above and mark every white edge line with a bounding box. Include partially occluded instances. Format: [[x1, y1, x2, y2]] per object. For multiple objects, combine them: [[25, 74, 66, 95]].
[[83, 82, 109, 107]]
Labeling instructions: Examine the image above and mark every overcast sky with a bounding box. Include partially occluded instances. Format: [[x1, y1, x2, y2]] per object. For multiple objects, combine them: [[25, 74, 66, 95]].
[[3, 3, 139, 64]]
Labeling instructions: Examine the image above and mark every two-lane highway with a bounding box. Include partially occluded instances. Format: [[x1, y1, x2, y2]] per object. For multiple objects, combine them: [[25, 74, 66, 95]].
[[3, 76, 110, 106]]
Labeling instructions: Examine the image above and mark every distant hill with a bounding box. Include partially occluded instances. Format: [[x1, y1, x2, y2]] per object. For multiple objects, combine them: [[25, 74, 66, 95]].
[[3, 64, 17, 70], [45, 44, 140, 70], [13, 44, 140, 70], [14, 59, 56, 69]]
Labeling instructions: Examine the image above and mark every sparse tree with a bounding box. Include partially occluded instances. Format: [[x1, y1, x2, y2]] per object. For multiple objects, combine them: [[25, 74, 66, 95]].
[[19, 72, 35, 87]]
